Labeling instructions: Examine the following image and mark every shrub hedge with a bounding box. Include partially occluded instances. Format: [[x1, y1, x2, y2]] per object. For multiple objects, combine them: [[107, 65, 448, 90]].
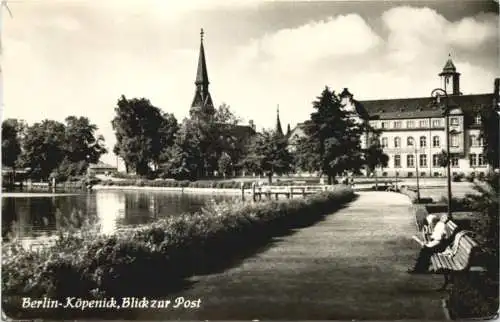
[[2, 186, 354, 318], [97, 179, 326, 189], [99, 179, 253, 189]]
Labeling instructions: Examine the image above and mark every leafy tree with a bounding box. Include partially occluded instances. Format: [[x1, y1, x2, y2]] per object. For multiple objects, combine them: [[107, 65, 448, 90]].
[[465, 172, 499, 273], [242, 130, 293, 183], [64, 116, 107, 164], [214, 103, 241, 125], [161, 119, 203, 180], [436, 149, 450, 168], [19, 120, 66, 180], [480, 108, 499, 169], [112, 95, 178, 176], [218, 152, 233, 178], [295, 86, 365, 184], [2, 119, 22, 168], [364, 134, 389, 187]]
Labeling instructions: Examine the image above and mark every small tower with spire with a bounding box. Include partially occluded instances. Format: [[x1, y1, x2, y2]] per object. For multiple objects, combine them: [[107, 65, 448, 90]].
[[439, 54, 461, 96], [190, 28, 215, 120], [275, 105, 284, 136]]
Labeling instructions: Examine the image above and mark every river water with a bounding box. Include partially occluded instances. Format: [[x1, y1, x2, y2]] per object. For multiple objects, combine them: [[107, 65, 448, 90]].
[[1, 190, 235, 242]]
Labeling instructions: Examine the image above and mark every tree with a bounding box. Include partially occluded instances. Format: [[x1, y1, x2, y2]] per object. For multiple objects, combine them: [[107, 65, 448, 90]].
[[295, 86, 366, 184], [465, 172, 499, 274], [49, 116, 107, 180], [19, 120, 66, 180], [218, 152, 232, 178], [160, 119, 203, 180], [213, 103, 241, 125], [364, 134, 389, 188], [112, 95, 178, 176], [436, 149, 449, 168], [480, 108, 499, 169], [243, 129, 293, 183], [2, 119, 22, 168], [64, 116, 107, 163]]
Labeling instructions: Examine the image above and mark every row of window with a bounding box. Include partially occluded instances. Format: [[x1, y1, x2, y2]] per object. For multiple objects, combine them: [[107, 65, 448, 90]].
[[380, 135, 483, 149], [375, 115, 482, 130], [391, 153, 486, 168], [376, 118, 454, 129]]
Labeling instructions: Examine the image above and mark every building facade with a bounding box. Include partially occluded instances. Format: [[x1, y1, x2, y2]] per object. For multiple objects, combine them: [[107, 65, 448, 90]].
[[289, 57, 497, 178]]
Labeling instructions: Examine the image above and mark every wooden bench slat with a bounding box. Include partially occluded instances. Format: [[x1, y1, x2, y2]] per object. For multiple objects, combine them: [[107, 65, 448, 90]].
[[422, 221, 480, 274]]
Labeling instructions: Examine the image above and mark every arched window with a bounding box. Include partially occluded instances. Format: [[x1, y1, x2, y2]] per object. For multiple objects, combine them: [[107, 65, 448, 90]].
[[475, 114, 482, 125], [407, 154, 414, 167], [381, 137, 388, 148], [420, 136, 426, 147], [394, 137, 401, 148], [432, 136, 440, 147], [407, 136, 414, 147]]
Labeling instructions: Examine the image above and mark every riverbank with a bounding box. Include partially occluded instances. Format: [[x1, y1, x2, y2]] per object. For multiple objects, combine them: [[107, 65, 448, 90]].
[[2, 186, 355, 319], [93, 184, 245, 195]]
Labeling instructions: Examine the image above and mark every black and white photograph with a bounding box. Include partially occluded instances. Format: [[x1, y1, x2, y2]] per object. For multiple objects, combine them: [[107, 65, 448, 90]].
[[1, 0, 499, 320]]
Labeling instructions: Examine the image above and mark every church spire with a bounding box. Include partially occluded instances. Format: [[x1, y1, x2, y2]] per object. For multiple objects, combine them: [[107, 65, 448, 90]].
[[195, 28, 209, 87], [190, 28, 214, 120], [276, 105, 283, 136]]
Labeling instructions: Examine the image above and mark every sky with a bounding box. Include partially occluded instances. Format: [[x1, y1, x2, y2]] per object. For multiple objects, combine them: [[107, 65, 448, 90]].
[[1, 0, 499, 166]]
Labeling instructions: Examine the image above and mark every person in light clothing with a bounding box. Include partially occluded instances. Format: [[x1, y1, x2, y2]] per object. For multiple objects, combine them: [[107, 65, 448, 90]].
[[408, 214, 450, 273]]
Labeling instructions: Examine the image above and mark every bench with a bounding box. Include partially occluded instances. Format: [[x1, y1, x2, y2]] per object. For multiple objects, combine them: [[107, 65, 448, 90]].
[[421, 220, 482, 290], [422, 220, 457, 243]]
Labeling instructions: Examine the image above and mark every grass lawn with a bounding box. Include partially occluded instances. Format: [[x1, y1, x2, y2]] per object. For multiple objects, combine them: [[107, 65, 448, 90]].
[[134, 192, 448, 320]]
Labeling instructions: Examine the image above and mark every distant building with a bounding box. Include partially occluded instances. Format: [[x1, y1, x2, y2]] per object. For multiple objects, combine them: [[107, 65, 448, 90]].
[[290, 57, 497, 177], [87, 162, 117, 176]]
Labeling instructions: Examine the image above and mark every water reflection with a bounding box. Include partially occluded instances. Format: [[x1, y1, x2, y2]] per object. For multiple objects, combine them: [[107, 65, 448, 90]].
[[2, 191, 234, 242]]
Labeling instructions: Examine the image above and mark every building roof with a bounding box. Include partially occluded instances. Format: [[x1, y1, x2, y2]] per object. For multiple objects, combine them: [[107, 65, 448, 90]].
[[441, 58, 457, 74], [89, 161, 117, 169], [219, 123, 256, 139], [359, 93, 493, 120]]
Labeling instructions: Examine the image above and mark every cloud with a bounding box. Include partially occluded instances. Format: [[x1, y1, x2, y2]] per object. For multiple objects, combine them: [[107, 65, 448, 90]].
[[240, 14, 381, 67], [447, 16, 498, 49]]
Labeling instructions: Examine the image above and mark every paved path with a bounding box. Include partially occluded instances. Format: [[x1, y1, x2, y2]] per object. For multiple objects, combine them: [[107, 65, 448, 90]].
[[136, 192, 447, 320]]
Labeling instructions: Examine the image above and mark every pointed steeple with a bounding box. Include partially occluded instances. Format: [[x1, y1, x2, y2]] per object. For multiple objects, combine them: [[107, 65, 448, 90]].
[[438, 53, 461, 96], [276, 105, 283, 136], [286, 123, 291, 137], [195, 28, 209, 87], [190, 28, 215, 120]]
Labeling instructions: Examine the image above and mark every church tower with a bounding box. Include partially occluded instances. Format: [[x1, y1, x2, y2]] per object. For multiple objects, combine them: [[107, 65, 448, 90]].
[[439, 54, 461, 96], [276, 105, 284, 136], [190, 28, 215, 120]]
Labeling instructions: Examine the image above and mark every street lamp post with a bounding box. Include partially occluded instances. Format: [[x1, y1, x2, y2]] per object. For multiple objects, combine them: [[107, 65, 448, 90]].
[[415, 146, 421, 203], [431, 88, 452, 219]]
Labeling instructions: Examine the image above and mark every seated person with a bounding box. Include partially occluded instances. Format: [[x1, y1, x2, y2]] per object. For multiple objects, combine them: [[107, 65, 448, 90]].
[[422, 214, 438, 235], [408, 214, 450, 273]]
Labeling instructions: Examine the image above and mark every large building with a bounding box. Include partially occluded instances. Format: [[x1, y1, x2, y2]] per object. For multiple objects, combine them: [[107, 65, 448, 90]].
[[289, 57, 498, 178]]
